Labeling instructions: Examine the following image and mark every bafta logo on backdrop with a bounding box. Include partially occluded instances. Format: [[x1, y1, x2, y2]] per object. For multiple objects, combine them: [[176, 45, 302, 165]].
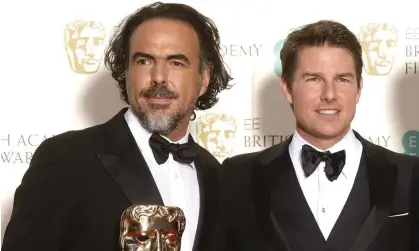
[[196, 113, 237, 162], [64, 20, 106, 74], [358, 23, 398, 76], [273, 38, 286, 77]]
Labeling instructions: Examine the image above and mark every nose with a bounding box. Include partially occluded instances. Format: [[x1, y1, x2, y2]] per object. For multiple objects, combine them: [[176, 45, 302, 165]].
[[154, 232, 162, 251], [377, 40, 389, 59], [320, 82, 337, 103], [151, 61, 168, 85], [216, 133, 225, 148], [85, 38, 95, 54]]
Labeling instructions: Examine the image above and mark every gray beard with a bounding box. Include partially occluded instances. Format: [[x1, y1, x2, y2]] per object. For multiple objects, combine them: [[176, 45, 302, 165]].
[[135, 107, 181, 135], [126, 79, 201, 135]]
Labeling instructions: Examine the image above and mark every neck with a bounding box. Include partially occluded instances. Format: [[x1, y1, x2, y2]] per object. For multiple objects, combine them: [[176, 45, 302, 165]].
[[164, 117, 190, 142], [296, 126, 350, 150]]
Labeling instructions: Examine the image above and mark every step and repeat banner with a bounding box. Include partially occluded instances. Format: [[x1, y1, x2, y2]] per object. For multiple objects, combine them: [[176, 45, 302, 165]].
[[1, 0, 419, 242]]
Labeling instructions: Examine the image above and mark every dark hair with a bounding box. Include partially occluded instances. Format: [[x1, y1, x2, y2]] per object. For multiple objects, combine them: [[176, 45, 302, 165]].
[[104, 1, 232, 110], [280, 20, 362, 89]]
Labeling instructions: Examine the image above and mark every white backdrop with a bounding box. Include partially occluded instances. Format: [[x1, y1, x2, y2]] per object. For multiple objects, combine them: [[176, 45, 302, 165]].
[[1, 0, 419, 243]]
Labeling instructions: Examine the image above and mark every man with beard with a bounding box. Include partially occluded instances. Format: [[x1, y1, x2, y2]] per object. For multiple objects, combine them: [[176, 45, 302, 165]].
[[1, 2, 232, 251]]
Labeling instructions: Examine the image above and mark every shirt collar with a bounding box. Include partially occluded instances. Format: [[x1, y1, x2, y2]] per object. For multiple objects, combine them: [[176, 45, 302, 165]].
[[124, 107, 190, 159], [289, 129, 360, 180]]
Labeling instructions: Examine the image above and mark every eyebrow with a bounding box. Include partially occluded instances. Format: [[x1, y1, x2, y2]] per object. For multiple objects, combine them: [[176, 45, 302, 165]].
[[301, 71, 355, 79], [131, 51, 190, 64]]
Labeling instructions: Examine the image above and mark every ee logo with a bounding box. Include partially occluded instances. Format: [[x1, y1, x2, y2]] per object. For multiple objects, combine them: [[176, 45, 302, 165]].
[[273, 38, 285, 77], [402, 130, 419, 156]]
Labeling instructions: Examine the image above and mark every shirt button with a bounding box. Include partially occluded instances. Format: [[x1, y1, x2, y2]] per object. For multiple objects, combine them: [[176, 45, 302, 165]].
[[322, 207, 326, 213]]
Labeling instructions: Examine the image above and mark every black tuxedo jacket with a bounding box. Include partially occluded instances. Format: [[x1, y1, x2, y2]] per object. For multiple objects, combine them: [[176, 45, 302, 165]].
[[215, 131, 419, 251], [1, 108, 221, 251]]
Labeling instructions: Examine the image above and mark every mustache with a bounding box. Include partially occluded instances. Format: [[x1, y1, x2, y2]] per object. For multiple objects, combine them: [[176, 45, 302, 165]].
[[139, 84, 179, 99]]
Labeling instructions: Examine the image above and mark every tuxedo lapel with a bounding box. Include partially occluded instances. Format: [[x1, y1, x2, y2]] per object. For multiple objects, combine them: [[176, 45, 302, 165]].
[[349, 131, 398, 251], [192, 142, 219, 251], [251, 138, 292, 251], [326, 151, 371, 250], [249, 129, 397, 251], [97, 146, 164, 206], [97, 108, 164, 206], [271, 151, 327, 248]]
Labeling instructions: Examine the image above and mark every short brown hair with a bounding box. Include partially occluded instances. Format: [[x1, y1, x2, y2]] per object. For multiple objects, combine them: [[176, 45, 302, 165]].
[[280, 20, 362, 89]]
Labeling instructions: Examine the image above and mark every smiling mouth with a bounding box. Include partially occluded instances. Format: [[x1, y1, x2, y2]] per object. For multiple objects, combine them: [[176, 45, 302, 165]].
[[316, 109, 340, 115], [376, 60, 391, 67]]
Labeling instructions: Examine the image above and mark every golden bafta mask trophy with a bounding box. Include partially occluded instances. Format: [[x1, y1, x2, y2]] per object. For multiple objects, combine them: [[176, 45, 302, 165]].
[[120, 205, 186, 251]]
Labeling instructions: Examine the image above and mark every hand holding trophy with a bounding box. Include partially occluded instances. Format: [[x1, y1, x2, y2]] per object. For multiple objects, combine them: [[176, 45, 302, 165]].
[[119, 205, 186, 251]]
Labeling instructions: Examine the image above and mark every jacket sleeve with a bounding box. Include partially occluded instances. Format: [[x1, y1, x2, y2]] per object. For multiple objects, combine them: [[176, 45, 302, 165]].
[[1, 138, 78, 251], [410, 157, 419, 251]]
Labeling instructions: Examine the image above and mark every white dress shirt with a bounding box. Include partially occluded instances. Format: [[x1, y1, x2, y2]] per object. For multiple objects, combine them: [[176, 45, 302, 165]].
[[288, 129, 363, 240], [125, 108, 200, 251]]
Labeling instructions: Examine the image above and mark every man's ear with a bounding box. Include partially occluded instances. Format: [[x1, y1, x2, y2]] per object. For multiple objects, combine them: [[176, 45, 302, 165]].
[[281, 77, 293, 105], [356, 77, 363, 104], [199, 66, 210, 96]]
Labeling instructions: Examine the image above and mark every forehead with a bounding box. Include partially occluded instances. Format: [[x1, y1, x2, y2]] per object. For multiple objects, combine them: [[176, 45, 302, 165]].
[[129, 18, 200, 58], [209, 120, 235, 129], [77, 28, 104, 38], [127, 216, 178, 231], [370, 30, 397, 41], [295, 46, 356, 74]]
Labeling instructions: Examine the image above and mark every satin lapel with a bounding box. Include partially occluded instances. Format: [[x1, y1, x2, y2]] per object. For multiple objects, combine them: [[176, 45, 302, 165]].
[[349, 131, 398, 251], [97, 145, 164, 205], [251, 138, 292, 251], [191, 144, 219, 251], [97, 108, 164, 206]]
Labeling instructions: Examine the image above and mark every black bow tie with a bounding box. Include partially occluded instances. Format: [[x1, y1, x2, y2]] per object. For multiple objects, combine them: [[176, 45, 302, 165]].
[[301, 144, 346, 181], [149, 133, 197, 165]]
